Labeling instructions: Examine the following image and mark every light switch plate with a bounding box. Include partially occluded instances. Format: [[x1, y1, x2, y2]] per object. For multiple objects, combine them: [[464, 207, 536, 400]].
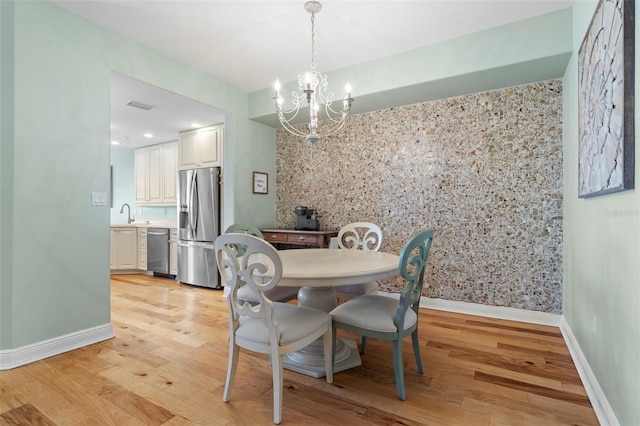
[[92, 192, 107, 206]]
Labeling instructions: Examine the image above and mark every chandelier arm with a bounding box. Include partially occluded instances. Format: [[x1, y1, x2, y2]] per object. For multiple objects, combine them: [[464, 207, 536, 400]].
[[277, 103, 302, 117], [315, 119, 348, 137], [322, 103, 350, 119], [279, 121, 312, 138]]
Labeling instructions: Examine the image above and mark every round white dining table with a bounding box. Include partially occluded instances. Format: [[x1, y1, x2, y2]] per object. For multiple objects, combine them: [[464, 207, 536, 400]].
[[274, 248, 400, 378]]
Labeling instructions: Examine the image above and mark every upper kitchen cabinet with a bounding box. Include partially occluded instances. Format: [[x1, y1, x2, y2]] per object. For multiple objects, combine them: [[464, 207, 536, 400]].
[[135, 141, 178, 206], [178, 125, 222, 170]]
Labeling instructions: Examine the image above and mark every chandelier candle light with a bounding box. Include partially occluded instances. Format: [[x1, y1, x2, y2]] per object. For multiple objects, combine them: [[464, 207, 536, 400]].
[[274, 1, 354, 145]]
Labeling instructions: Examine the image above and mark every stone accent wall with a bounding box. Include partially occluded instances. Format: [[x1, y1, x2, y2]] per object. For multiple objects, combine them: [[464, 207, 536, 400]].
[[275, 80, 563, 313]]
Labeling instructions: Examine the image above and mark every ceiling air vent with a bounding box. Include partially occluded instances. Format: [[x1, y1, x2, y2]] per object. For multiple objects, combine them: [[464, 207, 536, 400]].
[[127, 101, 154, 110]]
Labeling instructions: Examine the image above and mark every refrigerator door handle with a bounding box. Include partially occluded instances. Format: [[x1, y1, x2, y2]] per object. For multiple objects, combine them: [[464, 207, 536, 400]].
[[189, 171, 199, 235]]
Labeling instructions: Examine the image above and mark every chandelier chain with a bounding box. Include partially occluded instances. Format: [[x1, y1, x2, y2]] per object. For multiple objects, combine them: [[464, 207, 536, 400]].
[[310, 11, 316, 72]]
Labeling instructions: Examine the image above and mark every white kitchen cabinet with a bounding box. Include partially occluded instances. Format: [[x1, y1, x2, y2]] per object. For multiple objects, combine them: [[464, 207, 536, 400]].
[[137, 227, 148, 271], [162, 142, 178, 203], [147, 144, 163, 204], [134, 148, 148, 205], [178, 125, 221, 170], [169, 228, 178, 276], [110, 227, 137, 270], [135, 141, 177, 206]]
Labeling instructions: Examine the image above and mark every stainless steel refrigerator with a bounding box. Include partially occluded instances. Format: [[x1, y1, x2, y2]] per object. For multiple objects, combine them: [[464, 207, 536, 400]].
[[177, 167, 221, 288]]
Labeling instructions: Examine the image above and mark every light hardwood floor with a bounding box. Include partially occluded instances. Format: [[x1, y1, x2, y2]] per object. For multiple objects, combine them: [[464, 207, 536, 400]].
[[1, 275, 598, 425]]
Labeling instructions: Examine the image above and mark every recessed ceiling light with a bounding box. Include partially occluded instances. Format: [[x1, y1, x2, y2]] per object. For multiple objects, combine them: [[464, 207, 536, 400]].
[[127, 101, 154, 110], [111, 140, 120, 145], [190, 122, 202, 128], [144, 133, 154, 138]]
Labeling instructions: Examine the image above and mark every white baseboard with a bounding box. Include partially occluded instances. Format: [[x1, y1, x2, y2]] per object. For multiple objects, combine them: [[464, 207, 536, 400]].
[[559, 316, 619, 426], [418, 297, 561, 326], [0, 323, 114, 370]]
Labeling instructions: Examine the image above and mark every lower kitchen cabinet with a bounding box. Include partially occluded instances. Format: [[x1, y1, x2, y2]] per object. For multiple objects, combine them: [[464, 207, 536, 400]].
[[137, 227, 148, 270], [169, 228, 178, 276], [110, 227, 137, 270]]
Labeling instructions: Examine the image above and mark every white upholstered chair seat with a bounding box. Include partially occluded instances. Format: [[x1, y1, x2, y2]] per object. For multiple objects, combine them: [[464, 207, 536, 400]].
[[330, 295, 417, 333], [237, 303, 331, 346]]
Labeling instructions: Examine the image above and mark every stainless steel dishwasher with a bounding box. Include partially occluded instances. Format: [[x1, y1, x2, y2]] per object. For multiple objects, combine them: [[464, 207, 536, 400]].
[[147, 228, 170, 276]]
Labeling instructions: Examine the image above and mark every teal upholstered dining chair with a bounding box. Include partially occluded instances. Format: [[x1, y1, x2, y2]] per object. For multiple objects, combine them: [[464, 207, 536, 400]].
[[224, 224, 299, 304], [330, 229, 434, 401], [333, 222, 383, 302], [215, 234, 333, 424]]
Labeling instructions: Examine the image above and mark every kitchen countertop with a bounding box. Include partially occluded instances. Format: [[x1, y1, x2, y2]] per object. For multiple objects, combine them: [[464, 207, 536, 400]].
[[110, 221, 177, 228]]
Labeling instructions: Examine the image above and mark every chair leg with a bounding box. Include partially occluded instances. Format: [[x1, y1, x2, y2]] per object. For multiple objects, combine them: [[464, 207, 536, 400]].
[[360, 336, 367, 354], [332, 324, 337, 372], [223, 342, 240, 402], [272, 352, 283, 424], [391, 340, 406, 401], [411, 329, 424, 374], [323, 327, 333, 384]]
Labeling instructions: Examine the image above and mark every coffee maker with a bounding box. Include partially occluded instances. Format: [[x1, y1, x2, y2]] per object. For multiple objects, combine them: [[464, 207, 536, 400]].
[[294, 206, 320, 231]]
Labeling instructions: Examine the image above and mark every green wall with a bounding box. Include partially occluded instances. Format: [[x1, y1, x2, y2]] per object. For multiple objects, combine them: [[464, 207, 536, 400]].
[[563, 2, 640, 425], [0, 0, 276, 350], [2, 1, 638, 423]]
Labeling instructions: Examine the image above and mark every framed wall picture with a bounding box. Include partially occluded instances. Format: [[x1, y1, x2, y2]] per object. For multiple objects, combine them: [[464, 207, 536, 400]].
[[578, 0, 635, 198], [252, 171, 268, 194]]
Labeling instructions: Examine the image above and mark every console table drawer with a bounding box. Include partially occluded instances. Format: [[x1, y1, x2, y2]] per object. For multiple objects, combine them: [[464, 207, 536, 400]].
[[261, 229, 338, 248], [264, 232, 289, 243], [288, 233, 318, 244]]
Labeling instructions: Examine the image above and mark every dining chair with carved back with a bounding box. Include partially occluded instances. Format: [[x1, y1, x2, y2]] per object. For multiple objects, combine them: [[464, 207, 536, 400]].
[[215, 233, 333, 424], [224, 224, 299, 304], [333, 222, 383, 303], [330, 229, 435, 401]]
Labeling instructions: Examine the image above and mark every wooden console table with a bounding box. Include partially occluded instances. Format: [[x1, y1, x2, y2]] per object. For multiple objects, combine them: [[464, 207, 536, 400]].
[[261, 229, 338, 249]]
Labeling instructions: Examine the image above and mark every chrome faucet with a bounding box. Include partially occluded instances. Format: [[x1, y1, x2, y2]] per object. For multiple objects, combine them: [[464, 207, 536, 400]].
[[119, 203, 134, 224]]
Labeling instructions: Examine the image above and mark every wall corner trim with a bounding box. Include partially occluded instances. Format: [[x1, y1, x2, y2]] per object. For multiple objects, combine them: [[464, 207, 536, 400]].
[[0, 323, 114, 370], [559, 316, 620, 426]]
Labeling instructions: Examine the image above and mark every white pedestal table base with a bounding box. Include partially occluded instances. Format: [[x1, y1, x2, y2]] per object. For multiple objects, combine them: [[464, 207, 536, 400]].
[[283, 286, 361, 378]]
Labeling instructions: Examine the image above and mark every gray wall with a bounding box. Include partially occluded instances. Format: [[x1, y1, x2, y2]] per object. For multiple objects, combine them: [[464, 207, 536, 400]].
[[276, 80, 563, 314]]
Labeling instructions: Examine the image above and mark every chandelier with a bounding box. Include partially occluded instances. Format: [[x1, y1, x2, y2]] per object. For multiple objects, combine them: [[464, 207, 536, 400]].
[[273, 1, 354, 145]]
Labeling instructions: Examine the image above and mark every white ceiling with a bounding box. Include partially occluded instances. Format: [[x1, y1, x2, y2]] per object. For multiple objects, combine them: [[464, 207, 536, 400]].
[[110, 72, 226, 150], [49, 0, 573, 150]]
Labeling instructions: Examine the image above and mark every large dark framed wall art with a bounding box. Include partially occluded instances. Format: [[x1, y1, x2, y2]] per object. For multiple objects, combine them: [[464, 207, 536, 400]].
[[578, 0, 635, 198]]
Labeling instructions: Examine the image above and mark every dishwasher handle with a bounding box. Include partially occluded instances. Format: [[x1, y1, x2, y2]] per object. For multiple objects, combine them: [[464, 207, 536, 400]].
[[148, 231, 168, 236]]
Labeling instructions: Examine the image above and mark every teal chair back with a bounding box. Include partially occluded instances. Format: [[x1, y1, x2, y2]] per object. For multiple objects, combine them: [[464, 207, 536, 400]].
[[225, 224, 263, 238], [224, 224, 264, 256], [395, 229, 434, 331]]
